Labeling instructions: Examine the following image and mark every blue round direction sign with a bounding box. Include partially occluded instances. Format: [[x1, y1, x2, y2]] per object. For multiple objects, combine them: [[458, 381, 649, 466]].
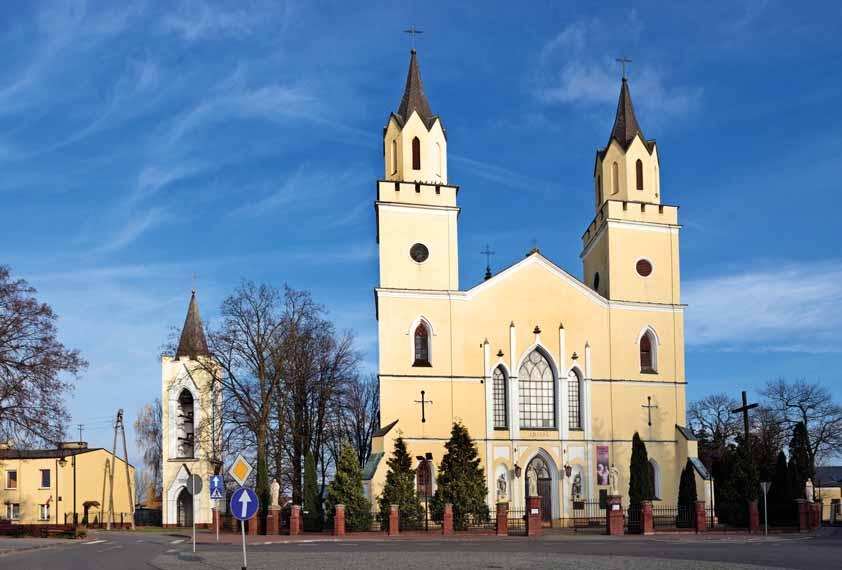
[[230, 487, 259, 521]]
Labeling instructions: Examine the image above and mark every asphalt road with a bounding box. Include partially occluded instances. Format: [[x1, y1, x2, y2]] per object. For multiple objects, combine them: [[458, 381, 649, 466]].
[[0, 527, 838, 570]]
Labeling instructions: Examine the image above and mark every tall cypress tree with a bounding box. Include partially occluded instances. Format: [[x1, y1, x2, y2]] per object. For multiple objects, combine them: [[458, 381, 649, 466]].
[[788, 422, 813, 500], [326, 443, 373, 531], [768, 450, 794, 525], [430, 422, 489, 530], [731, 435, 759, 527], [628, 432, 653, 507], [678, 459, 698, 507], [302, 451, 323, 531], [377, 437, 423, 530]]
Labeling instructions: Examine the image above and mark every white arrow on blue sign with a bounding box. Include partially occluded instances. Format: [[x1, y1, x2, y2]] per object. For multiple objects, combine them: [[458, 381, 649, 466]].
[[230, 487, 259, 521], [210, 475, 224, 500]]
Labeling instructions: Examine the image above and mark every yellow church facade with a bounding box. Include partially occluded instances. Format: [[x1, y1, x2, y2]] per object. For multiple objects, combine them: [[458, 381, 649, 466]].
[[364, 50, 710, 524]]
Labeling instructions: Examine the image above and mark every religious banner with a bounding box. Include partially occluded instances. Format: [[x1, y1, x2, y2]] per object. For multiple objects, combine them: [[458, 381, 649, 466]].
[[596, 445, 609, 486]]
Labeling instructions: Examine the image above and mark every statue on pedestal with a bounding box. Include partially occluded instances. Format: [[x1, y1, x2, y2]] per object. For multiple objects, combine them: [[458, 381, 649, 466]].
[[497, 473, 507, 501], [270, 478, 280, 507], [572, 473, 582, 499], [527, 468, 538, 497], [609, 464, 620, 496], [805, 479, 814, 503]]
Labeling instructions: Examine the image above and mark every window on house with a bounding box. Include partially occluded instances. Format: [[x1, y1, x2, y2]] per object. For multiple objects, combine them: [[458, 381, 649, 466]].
[[568, 369, 582, 430], [612, 162, 619, 194], [6, 503, 20, 520], [493, 366, 508, 429], [413, 324, 430, 367], [640, 330, 656, 373], [5, 470, 17, 489], [40, 469, 50, 488], [636, 159, 644, 190], [519, 349, 556, 429], [412, 137, 421, 170], [39, 504, 50, 521]]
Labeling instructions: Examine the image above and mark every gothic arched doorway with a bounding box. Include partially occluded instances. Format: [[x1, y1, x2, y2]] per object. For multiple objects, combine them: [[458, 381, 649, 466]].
[[176, 487, 193, 527], [525, 455, 552, 522]]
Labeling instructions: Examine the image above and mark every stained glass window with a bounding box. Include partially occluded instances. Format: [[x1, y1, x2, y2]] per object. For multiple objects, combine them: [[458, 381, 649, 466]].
[[414, 325, 430, 366], [568, 369, 582, 430], [519, 350, 555, 429], [412, 137, 421, 170], [493, 367, 508, 429], [640, 332, 654, 372]]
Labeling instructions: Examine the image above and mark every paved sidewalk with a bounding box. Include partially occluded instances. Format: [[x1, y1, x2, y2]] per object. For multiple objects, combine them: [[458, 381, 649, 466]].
[[0, 537, 75, 556]]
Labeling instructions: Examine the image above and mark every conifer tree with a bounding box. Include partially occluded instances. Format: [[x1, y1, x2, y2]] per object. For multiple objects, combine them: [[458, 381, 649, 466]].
[[788, 422, 813, 499], [302, 451, 323, 531], [430, 422, 489, 530], [628, 432, 653, 507], [678, 459, 698, 507], [325, 442, 373, 531], [731, 435, 759, 526], [377, 437, 423, 530], [768, 450, 794, 525]]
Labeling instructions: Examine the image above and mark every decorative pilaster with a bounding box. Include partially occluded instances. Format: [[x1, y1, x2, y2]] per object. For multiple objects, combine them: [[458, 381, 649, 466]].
[[509, 322, 520, 441], [558, 323, 568, 440]]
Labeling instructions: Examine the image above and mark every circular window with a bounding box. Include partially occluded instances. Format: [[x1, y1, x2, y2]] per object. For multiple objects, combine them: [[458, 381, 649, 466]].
[[636, 259, 653, 277], [410, 243, 429, 263]]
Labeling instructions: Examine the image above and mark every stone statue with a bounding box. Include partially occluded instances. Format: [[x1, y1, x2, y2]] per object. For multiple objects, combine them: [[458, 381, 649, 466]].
[[572, 473, 582, 499], [270, 478, 280, 507], [527, 469, 538, 497], [805, 479, 814, 503], [497, 473, 507, 500], [609, 464, 620, 496]]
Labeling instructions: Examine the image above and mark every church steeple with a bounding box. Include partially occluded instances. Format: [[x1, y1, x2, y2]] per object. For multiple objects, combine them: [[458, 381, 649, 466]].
[[609, 78, 646, 150], [175, 290, 209, 360], [395, 49, 435, 128]]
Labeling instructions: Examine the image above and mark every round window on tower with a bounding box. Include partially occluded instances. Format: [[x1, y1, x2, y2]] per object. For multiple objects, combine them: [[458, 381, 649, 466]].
[[410, 243, 430, 263], [636, 259, 653, 277]]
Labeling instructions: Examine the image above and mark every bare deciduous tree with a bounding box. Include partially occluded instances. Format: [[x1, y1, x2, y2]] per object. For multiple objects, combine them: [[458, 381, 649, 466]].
[[0, 266, 86, 445], [134, 398, 163, 502]]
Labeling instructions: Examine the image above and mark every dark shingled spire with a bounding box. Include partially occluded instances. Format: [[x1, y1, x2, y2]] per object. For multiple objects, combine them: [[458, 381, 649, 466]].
[[175, 291, 209, 360], [395, 49, 436, 128], [610, 78, 645, 149]]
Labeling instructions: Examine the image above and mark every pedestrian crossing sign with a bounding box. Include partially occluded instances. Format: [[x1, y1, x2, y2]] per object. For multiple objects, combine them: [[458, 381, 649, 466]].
[[210, 474, 224, 500]]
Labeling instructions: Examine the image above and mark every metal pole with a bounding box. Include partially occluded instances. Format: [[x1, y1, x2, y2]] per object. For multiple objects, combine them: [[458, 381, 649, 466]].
[[192, 477, 197, 553], [763, 487, 768, 537], [241, 518, 247, 570], [216, 500, 220, 542], [73, 454, 77, 530]]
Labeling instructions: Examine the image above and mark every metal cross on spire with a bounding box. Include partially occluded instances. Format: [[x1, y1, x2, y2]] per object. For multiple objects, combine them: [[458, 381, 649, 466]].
[[404, 25, 424, 50], [481, 244, 495, 280], [616, 56, 632, 80], [414, 390, 433, 423]]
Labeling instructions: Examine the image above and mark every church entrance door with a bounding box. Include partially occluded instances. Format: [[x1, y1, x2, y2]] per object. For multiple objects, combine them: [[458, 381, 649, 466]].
[[525, 456, 553, 522], [176, 487, 193, 527]]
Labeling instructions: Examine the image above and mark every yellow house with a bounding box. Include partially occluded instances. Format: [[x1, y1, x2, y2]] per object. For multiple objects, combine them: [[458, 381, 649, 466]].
[[363, 50, 710, 525], [0, 443, 135, 526]]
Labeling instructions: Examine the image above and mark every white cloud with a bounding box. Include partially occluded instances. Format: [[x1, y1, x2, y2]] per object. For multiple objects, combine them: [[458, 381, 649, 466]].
[[684, 260, 842, 353]]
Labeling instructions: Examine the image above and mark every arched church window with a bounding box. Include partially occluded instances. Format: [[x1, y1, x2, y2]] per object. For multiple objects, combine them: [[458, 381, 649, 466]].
[[568, 369, 582, 430], [390, 139, 398, 175], [413, 324, 430, 367], [493, 366, 508, 429], [176, 389, 195, 458], [412, 137, 421, 170], [417, 460, 432, 498], [636, 159, 644, 190], [640, 330, 656, 373], [519, 349, 555, 429], [612, 162, 619, 194], [648, 459, 660, 499]]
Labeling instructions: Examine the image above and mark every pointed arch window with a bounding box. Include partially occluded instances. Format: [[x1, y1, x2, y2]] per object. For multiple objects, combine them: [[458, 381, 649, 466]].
[[390, 139, 398, 175], [493, 366, 508, 429], [648, 459, 660, 499], [636, 159, 644, 190], [176, 389, 195, 459], [417, 460, 432, 498], [413, 324, 431, 367], [519, 349, 556, 429], [412, 137, 421, 170], [596, 175, 603, 206], [567, 369, 582, 430], [640, 329, 657, 373], [612, 162, 619, 194]]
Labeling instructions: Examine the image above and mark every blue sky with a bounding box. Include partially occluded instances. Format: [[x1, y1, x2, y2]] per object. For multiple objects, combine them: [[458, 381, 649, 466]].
[[2, 1, 841, 459]]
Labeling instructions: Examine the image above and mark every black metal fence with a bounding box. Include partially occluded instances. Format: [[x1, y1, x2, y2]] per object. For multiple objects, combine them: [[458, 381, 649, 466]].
[[572, 500, 605, 532], [507, 509, 527, 536], [627, 504, 641, 533], [652, 504, 694, 530], [461, 513, 495, 532]]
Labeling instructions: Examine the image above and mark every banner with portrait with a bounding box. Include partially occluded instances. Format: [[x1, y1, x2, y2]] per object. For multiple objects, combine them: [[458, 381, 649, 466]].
[[596, 445, 609, 486]]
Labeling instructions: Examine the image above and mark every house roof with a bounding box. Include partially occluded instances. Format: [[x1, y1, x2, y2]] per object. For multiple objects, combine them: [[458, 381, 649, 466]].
[[175, 290, 210, 360], [362, 452, 384, 481], [391, 49, 441, 130], [816, 466, 842, 486], [373, 419, 399, 438], [0, 448, 91, 460]]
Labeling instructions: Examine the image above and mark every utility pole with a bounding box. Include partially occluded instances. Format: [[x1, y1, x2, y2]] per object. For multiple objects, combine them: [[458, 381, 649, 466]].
[[106, 409, 136, 530]]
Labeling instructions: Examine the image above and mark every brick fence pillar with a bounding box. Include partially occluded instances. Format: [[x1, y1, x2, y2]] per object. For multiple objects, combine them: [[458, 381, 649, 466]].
[[290, 505, 302, 536], [641, 500, 654, 535], [388, 505, 399, 537], [811, 502, 821, 530], [266, 506, 280, 535], [442, 504, 454, 536], [747, 500, 760, 534], [694, 501, 706, 533], [333, 504, 345, 537], [247, 512, 258, 535], [526, 496, 541, 537], [606, 495, 623, 536], [496, 502, 508, 537]]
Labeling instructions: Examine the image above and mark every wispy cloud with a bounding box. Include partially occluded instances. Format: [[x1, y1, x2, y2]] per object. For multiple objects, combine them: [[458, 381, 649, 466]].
[[451, 154, 559, 195], [684, 259, 842, 353], [161, 0, 278, 41], [91, 208, 169, 255]]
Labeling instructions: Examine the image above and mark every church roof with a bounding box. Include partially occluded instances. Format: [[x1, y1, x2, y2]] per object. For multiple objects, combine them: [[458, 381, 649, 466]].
[[175, 291, 210, 360], [392, 49, 440, 130], [597, 78, 656, 162]]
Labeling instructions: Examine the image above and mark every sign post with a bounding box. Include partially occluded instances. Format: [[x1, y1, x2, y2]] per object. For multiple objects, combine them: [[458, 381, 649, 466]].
[[186, 474, 203, 553], [760, 481, 771, 537], [230, 487, 259, 570], [210, 474, 224, 542]]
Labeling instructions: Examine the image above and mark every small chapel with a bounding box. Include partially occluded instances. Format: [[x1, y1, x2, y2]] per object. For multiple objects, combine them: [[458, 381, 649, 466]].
[[363, 49, 711, 525]]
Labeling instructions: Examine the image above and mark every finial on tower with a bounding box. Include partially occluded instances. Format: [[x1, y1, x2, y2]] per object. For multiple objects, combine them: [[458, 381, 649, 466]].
[[481, 244, 495, 281], [615, 56, 632, 80], [403, 25, 423, 51]]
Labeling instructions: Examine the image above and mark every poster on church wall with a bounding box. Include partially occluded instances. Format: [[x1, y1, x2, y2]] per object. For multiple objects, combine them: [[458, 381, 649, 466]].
[[596, 445, 609, 486]]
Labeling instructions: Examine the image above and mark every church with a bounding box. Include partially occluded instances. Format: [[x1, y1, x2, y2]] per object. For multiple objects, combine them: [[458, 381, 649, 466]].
[[363, 49, 711, 525]]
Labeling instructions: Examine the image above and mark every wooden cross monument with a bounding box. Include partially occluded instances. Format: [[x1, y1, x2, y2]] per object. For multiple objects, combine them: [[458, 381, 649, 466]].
[[731, 390, 758, 441]]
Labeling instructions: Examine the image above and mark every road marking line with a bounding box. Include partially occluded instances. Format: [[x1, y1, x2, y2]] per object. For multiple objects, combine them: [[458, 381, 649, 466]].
[[83, 540, 107, 545], [169, 539, 185, 544], [98, 545, 124, 552]]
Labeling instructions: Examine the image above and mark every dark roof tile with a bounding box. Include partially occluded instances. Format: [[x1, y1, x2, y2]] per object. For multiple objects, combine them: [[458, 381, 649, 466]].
[[176, 291, 209, 360]]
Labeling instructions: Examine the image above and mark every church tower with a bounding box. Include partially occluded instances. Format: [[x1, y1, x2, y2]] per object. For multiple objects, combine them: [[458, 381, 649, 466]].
[[161, 291, 220, 527], [377, 49, 459, 291], [581, 78, 681, 305]]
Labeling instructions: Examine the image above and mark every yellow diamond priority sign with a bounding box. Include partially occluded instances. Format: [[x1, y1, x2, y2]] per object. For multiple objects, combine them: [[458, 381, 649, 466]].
[[228, 453, 253, 487]]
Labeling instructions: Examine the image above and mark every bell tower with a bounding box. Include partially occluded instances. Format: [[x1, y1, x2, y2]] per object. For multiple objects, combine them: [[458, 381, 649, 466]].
[[376, 50, 459, 291], [581, 78, 681, 305]]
